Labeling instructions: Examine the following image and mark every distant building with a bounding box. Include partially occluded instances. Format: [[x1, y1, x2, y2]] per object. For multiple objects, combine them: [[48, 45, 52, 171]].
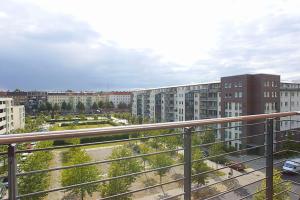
[[0, 98, 25, 134], [107, 92, 132, 108], [47, 92, 107, 112], [132, 74, 300, 151], [3, 91, 47, 114]]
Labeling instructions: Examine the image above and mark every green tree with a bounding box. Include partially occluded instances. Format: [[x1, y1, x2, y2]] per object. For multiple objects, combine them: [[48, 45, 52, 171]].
[[98, 101, 104, 109], [139, 143, 150, 170], [201, 129, 215, 144], [53, 103, 60, 112], [101, 147, 142, 200], [19, 141, 53, 200], [117, 103, 128, 109], [192, 148, 210, 185], [254, 169, 291, 200], [92, 102, 99, 111], [149, 153, 174, 184], [66, 102, 73, 112], [62, 148, 100, 200], [61, 101, 67, 111], [38, 103, 47, 112], [45, 102, 52, 112], [208, 143, 227, 164], [76, 101, 85, 113]]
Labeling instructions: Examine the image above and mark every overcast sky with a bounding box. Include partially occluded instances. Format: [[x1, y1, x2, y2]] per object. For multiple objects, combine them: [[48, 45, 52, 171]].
[[1, 0, 300, 91]]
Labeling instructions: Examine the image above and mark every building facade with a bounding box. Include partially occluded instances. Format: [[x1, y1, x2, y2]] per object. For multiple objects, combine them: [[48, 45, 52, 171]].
[[0, 98, 25, 134], [47, 92, 107, 111], [47, 91, 132, 111], [2, 91, 47, 114], [107, 92, 132, 108], [132, 74, 300, 151]]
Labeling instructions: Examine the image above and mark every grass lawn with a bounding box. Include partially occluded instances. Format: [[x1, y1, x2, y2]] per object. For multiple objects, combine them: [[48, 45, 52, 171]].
[[50, 124, 112, 131]]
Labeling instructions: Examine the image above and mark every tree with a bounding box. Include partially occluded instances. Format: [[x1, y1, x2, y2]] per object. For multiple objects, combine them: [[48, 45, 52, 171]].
[[92, 102, 99, 111], [53, 103, 60, 112], [101, 147, 142, 200], [19, 141, 53, 200], [254, 169, 291, 200], [66, 102, 73, 112], [45, 102, 52, 112], [192, 148, 210, 185], [208, 143, 227, 164], [201, 129, 215, 144], [98, 101, 104, 109], [76, 101, 85, 113], [104, 101, 114, 109], [62, 148, 100, 200], [38, 103, 47, 112], [139, 143, 150, 170], [61, 101, 67, 111], [117, 103, 128, 109], [149, 153, 174, 184]]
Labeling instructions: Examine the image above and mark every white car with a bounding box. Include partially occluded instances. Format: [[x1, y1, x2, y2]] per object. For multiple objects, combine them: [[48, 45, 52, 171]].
[[283, 158, 300, 174]]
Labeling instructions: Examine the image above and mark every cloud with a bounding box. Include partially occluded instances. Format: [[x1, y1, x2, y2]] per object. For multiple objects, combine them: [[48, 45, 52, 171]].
[[1, 0, 300, 91]]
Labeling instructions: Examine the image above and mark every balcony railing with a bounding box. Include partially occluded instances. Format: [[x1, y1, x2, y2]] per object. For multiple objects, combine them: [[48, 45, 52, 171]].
[[0, 112, 300, 199]]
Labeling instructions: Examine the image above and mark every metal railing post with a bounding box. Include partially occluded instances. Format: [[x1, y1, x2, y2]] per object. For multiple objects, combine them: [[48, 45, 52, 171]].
[[266, 119, 274, 200], [183, 127, 192, 200], [8, 144, 17, 200]]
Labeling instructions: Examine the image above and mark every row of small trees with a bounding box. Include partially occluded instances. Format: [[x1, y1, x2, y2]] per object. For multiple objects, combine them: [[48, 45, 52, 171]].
[[38, 101, 121, 113]]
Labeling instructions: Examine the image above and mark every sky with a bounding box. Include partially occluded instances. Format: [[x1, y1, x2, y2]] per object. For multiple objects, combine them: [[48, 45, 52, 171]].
[[1, 0, 300, 91]]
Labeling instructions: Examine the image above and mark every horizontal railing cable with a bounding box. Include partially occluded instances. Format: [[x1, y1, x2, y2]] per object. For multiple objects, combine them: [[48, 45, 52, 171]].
[[192, 144, 266, 164], [191, 132, 267, 149]]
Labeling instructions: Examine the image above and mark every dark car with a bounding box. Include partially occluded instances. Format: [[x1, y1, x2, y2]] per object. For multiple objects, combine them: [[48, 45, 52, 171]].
[[225, 161, 246, 171]]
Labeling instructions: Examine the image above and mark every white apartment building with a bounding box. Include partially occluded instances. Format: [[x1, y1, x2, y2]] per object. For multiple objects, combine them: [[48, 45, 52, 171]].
[[0, 98, 25, 134], [48, 91, 132, 110], [12, 105, 26, 130], [107, 92, 132, 108], [132, 82, 220, 123], [47, 92, 108, 111], [280, 82, 300, 131]]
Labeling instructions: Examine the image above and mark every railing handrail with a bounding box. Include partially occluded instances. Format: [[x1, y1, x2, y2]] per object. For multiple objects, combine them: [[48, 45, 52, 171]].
[[0, 111, 298, 145]]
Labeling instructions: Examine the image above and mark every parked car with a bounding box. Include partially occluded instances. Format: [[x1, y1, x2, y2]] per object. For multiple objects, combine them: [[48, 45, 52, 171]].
[[283, 158, 300, 174], [225, 161, 246, 171]]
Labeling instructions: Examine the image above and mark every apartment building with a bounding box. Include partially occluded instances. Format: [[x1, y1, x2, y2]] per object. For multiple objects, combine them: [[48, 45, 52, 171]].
[[47, 92, 108, 111], [2, 91, 47, 114], [132, 74, 300, 151], [132, 82, 220, 123], [219, 74, 280, 152], [0, 98, 25, 134], [107, 92, 132, 108], [279, 82, 300, 132]]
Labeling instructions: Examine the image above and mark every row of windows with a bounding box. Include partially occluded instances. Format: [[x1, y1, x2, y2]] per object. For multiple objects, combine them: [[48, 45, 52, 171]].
[[225, 102, 242, 110], [224, 82, 242, 88], [224, 92, 243, 98], [281, 101, 300, 107], [225, 131, 241, 139], [264, 91, 277, 98], [281, 91, 300, 97], [265, 102, 277, 111], [224, 111, 242, 117], [264, 81, 278, 87]]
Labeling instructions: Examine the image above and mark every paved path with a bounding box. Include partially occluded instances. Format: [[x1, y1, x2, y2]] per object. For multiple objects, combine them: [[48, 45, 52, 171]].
[[46, 150, 64, 200]]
